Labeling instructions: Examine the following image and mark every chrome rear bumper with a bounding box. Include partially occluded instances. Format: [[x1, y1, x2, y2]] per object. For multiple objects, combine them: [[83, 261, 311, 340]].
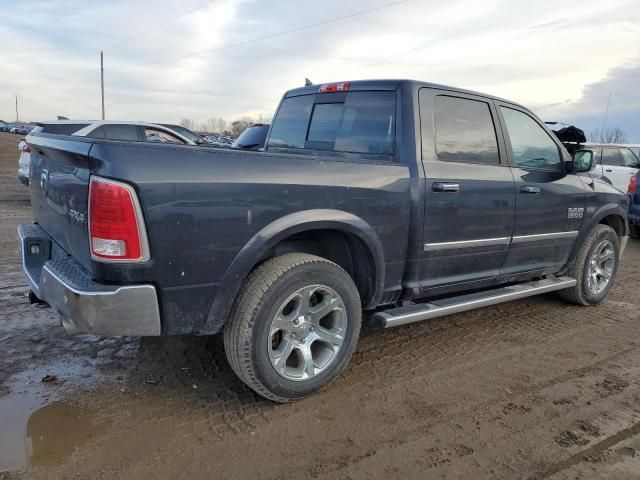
[[19, 223, 161, 336]]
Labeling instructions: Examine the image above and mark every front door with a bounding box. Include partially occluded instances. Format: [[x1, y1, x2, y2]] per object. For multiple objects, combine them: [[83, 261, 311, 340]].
[[418, 89, 516, 292], [496, 104, 587, 277]]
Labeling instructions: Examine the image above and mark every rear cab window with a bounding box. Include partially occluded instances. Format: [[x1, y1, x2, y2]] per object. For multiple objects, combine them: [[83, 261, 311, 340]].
[[267, 90, 396, 159]]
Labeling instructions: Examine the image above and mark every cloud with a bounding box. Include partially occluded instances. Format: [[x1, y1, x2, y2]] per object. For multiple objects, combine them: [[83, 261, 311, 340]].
[[0, 0, 638, 136], [533, 61, 640, 142]]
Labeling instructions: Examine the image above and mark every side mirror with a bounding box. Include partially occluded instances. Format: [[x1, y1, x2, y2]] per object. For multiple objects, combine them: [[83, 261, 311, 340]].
[[572, 149, 595, 173]]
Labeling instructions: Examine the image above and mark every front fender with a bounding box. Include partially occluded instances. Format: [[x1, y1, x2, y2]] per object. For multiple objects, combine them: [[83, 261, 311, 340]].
[[199, 209, 386, 334], [565, 202, 629, 269]]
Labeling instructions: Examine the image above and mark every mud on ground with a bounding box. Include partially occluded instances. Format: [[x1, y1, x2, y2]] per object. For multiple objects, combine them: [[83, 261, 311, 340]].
[[0, 132, 639, 479]]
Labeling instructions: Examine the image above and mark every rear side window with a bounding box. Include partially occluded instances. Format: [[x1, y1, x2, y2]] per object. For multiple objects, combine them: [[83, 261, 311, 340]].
[[268, 91, 396, 156], [102, 125, 140, 141], [500, 107, 561, 170], [601, 148, 621, 166], [144, 127, 184, 144], [434, 96, 499, 165]]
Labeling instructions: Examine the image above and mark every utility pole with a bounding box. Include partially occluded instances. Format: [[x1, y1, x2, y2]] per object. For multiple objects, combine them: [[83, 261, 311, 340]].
[[100, 51, 105, 120], [15, 94, 19, 123]]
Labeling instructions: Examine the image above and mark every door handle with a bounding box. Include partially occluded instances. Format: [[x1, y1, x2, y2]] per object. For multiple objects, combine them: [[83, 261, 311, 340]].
[[520, 185, 541, 194], [432, 182, 459, 193], [605, 169, 613, 172]]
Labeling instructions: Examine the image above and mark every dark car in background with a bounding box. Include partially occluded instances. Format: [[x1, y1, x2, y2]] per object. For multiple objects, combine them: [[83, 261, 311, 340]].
[[231, 123, 270, 150], [628, 171, 640, 237]]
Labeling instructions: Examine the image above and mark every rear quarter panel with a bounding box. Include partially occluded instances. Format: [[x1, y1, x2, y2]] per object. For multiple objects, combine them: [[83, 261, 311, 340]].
[[88, 142, 411, 333]]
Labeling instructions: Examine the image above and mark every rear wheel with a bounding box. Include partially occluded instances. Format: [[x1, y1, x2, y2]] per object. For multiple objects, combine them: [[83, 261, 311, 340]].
[[224, 253, 362, 402], [559, 224, 619, 305]]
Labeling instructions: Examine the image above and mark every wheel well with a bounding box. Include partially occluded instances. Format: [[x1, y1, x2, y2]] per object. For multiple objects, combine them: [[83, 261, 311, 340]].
[[599, 214, 626, 237], [257, 229, 376, 305]]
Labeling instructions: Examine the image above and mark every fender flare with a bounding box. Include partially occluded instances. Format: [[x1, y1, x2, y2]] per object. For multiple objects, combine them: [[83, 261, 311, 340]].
[[566, 203, 629, 267], [199, 209, 386, 334]]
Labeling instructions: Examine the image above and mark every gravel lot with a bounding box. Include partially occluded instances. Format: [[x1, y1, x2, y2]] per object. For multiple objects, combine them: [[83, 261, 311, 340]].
[[0, 131, 639, 479]]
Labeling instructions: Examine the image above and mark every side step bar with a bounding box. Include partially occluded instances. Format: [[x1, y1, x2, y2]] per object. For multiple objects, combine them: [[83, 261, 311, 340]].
[[374, 276, 576, 328]]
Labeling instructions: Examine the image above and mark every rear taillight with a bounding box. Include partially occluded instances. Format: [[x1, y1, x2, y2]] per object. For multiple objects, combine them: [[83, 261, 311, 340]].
[[89, 176, 149, 262], [318, 82, 350, 93], [22, 144, 31, 153], [628, 175, 637, 195]]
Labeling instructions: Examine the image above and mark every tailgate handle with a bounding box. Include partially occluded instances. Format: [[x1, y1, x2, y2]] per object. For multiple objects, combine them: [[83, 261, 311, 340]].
[[432, 182, 459, 193], [520, 185, 540, 194]]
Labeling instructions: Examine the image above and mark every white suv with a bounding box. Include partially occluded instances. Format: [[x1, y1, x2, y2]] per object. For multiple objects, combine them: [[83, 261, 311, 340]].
[[587, 144, 640, 192]]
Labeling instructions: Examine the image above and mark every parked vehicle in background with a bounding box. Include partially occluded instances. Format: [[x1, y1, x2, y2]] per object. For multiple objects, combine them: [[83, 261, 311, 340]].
[[205, 134, 234, 146], [16, 121, 91, 187], [628, 171, 640, 238], [159, 123, 207, 145], [586, 144, 640, 192], [20, 79, 629, 402], [72, 121, 197, 145], [0, 122, 8, 132], [17, 140, 31, 186], [231, 123, 270, 150]]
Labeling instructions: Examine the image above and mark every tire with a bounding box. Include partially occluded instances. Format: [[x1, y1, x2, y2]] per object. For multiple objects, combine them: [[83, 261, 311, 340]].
[[223, 253, 362, 402], [559, 224, 619, 305]]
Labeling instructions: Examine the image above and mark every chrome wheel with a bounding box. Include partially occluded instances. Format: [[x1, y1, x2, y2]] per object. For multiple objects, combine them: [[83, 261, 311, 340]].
[[268, 285, 347, 381], [587, 239, 615, 295]]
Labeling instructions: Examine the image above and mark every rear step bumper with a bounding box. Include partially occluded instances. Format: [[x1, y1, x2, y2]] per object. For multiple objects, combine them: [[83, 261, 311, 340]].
[[374, 276, 576, 328], [19, 223, 161, 336]]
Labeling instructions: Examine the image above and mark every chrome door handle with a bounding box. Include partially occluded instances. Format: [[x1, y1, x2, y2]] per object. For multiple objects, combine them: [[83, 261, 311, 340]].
[[432, 182, 459, 193], [520, 185, 540, 194]]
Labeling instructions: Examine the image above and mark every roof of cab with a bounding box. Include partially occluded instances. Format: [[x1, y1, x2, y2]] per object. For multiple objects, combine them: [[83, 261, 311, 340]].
[[283, 79, 522, 107]]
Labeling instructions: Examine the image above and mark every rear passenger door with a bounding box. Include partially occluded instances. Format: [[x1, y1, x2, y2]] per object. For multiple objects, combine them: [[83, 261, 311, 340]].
[[418, 89, 515, 292], [496, 104, 587, 277]]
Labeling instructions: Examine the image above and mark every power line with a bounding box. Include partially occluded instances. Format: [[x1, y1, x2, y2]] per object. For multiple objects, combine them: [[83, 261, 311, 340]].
[[137, 0, 411, 66], [107, 0, 218, 49]]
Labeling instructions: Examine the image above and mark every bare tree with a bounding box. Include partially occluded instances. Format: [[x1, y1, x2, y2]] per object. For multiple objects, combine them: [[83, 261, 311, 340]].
[[180, 118, 196, 130], [589, 127, 628, 144]]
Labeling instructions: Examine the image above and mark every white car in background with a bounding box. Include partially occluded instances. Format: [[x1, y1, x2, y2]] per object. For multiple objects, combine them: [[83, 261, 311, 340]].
[[585, 143, 640, 192], [18, 120, 200, 186], [72, 121, 197, 145], [17, 139, 31, 186]]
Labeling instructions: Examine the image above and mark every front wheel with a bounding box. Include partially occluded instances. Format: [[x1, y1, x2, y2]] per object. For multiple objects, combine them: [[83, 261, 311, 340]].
[[224, 253, 362, 402], [559, 224, 619, 305]]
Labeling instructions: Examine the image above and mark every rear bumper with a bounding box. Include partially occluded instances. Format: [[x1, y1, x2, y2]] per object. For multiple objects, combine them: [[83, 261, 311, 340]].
[[18, 223, 161, 336]]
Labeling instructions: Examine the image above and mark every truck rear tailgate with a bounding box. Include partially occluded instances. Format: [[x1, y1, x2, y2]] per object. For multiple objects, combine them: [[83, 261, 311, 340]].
[[27, 135, 94, 272]]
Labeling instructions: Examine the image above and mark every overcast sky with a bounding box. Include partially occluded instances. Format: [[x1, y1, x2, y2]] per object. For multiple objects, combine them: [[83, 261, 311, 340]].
[[1, 0, 639, 140]]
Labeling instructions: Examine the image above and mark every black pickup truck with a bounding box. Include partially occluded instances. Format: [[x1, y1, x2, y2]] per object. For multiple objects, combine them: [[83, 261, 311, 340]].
[[19, 80, 629, 402]]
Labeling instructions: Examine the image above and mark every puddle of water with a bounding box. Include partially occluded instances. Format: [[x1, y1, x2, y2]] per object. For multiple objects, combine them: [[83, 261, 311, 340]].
[[0, 360, 109, 473]]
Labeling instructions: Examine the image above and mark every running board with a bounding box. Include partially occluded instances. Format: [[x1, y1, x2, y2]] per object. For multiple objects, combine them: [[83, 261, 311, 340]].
[[374, 276, 576, 328]]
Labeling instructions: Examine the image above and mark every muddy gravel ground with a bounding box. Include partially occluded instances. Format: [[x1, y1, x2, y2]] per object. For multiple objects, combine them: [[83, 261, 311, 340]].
[[0, 132, 639, 479]]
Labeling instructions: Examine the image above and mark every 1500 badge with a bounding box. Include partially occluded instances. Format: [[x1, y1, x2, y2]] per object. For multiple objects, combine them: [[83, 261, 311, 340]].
[[568, 207, 584, 219]]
